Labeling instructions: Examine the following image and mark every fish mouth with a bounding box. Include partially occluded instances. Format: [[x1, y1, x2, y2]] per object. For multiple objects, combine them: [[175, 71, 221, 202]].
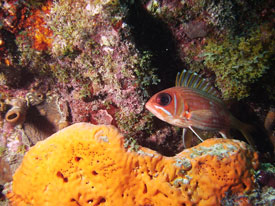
[[146, 101, 186, 127], [145, 101, 150, 110], [145, 101, 156, 114], [145, 102, 167, 122], [145, 101, 157, 115]]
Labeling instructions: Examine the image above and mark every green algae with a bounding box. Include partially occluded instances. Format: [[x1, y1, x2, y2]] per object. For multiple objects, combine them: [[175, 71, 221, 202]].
[[201, 24, 275, 100], [0, 146, 6, 157], [124, 136, 140, 152], [133, 51, 160, 98], [259, 163, 275, 174], [190, 143, 238, 160]]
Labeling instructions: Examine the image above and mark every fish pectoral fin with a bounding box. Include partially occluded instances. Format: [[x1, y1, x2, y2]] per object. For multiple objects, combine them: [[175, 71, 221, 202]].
[[181, 128, 188, 148], [189, 110, 215, 121], [188, 126, 204, 142]]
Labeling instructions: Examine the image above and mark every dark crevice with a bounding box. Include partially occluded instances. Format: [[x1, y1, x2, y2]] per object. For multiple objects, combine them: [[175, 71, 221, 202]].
[[75, 157, 82, 162], [95, 197, 106, 206], [56, 171, 68, 182], [143, 183, 147, 194], [124, 1, 185, 93], [70, 198, 81, 206]]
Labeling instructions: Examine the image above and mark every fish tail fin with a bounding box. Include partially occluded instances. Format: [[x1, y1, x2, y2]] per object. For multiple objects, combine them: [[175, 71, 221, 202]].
[[239, 123, 257, 150], [231, 116, 257, 150]]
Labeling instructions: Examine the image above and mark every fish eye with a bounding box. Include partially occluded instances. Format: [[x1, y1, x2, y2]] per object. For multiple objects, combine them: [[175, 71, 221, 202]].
[[156, 93, 171, 106]]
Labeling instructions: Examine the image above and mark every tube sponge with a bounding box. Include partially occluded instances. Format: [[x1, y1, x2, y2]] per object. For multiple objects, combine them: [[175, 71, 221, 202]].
[[5, 98, 27, 126], [7, 123, 258, 206]]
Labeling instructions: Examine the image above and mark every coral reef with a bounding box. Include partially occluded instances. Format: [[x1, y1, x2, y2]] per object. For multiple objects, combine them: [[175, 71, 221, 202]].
[[7, 123, 258, 206], [10, 0, 159, 138], [0, 0, 52, 65], [0, 4, 162, 203], [256, 163, 275, 188], [1, 0, 160, 186], [0, 89, 69, 196], [257, 170, 275, 188], [0, 0, 274, 204], [201, 24, 275, 100], [23, 93, 69, 145], [0, 65, 21, 88], [0, 157, 12, 184]]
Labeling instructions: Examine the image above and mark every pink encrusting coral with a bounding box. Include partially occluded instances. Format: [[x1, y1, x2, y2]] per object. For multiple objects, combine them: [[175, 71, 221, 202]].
[[40, 0, 157, 137], [0, 0, 158, 138]]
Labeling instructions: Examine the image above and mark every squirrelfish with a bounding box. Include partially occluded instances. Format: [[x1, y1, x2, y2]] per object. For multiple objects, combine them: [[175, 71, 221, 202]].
[[145, 70, 256, 149]]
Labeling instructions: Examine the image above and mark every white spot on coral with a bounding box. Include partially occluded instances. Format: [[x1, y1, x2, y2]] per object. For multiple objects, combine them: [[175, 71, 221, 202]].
[[121, 23, 127, 29], [182, 178, 190, 184], [98, 136, 109, 143], [86, 0, 115, 16], [190, 143, 238, 160], [93, 109, 113, 125], [174, 158, 192, 170], [137, 150, 156, 158], [102, 47, 114, 54], [101, 36, 112, 47]]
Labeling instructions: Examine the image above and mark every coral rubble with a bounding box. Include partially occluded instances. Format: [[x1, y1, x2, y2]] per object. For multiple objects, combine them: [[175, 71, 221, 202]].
[[7, 123, 258, 206]]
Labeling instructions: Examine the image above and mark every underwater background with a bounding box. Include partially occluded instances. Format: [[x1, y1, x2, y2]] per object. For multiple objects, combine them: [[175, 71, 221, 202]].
[[0, 0, 274, 205]]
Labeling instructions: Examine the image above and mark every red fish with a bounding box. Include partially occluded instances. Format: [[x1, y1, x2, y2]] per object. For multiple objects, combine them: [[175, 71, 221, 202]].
[[145, 70, 256, 149]]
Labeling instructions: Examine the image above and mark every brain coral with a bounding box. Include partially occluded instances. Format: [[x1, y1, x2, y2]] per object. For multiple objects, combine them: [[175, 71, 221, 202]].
[[7, 123, 258, 206]]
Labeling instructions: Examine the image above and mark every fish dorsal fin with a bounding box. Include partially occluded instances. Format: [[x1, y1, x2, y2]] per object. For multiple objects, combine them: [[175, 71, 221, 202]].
[[175, 70, 219, 97]]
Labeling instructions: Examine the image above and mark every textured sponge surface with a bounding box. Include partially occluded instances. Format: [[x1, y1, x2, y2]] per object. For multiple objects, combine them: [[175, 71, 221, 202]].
[[7, 123, 258, 206]]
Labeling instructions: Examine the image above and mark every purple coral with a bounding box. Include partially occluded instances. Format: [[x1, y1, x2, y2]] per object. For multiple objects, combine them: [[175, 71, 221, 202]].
[[258, 170, 275, 188]]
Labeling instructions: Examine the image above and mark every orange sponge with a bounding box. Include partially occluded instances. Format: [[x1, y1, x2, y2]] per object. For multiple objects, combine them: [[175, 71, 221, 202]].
[[7, 123, 258, 206]]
